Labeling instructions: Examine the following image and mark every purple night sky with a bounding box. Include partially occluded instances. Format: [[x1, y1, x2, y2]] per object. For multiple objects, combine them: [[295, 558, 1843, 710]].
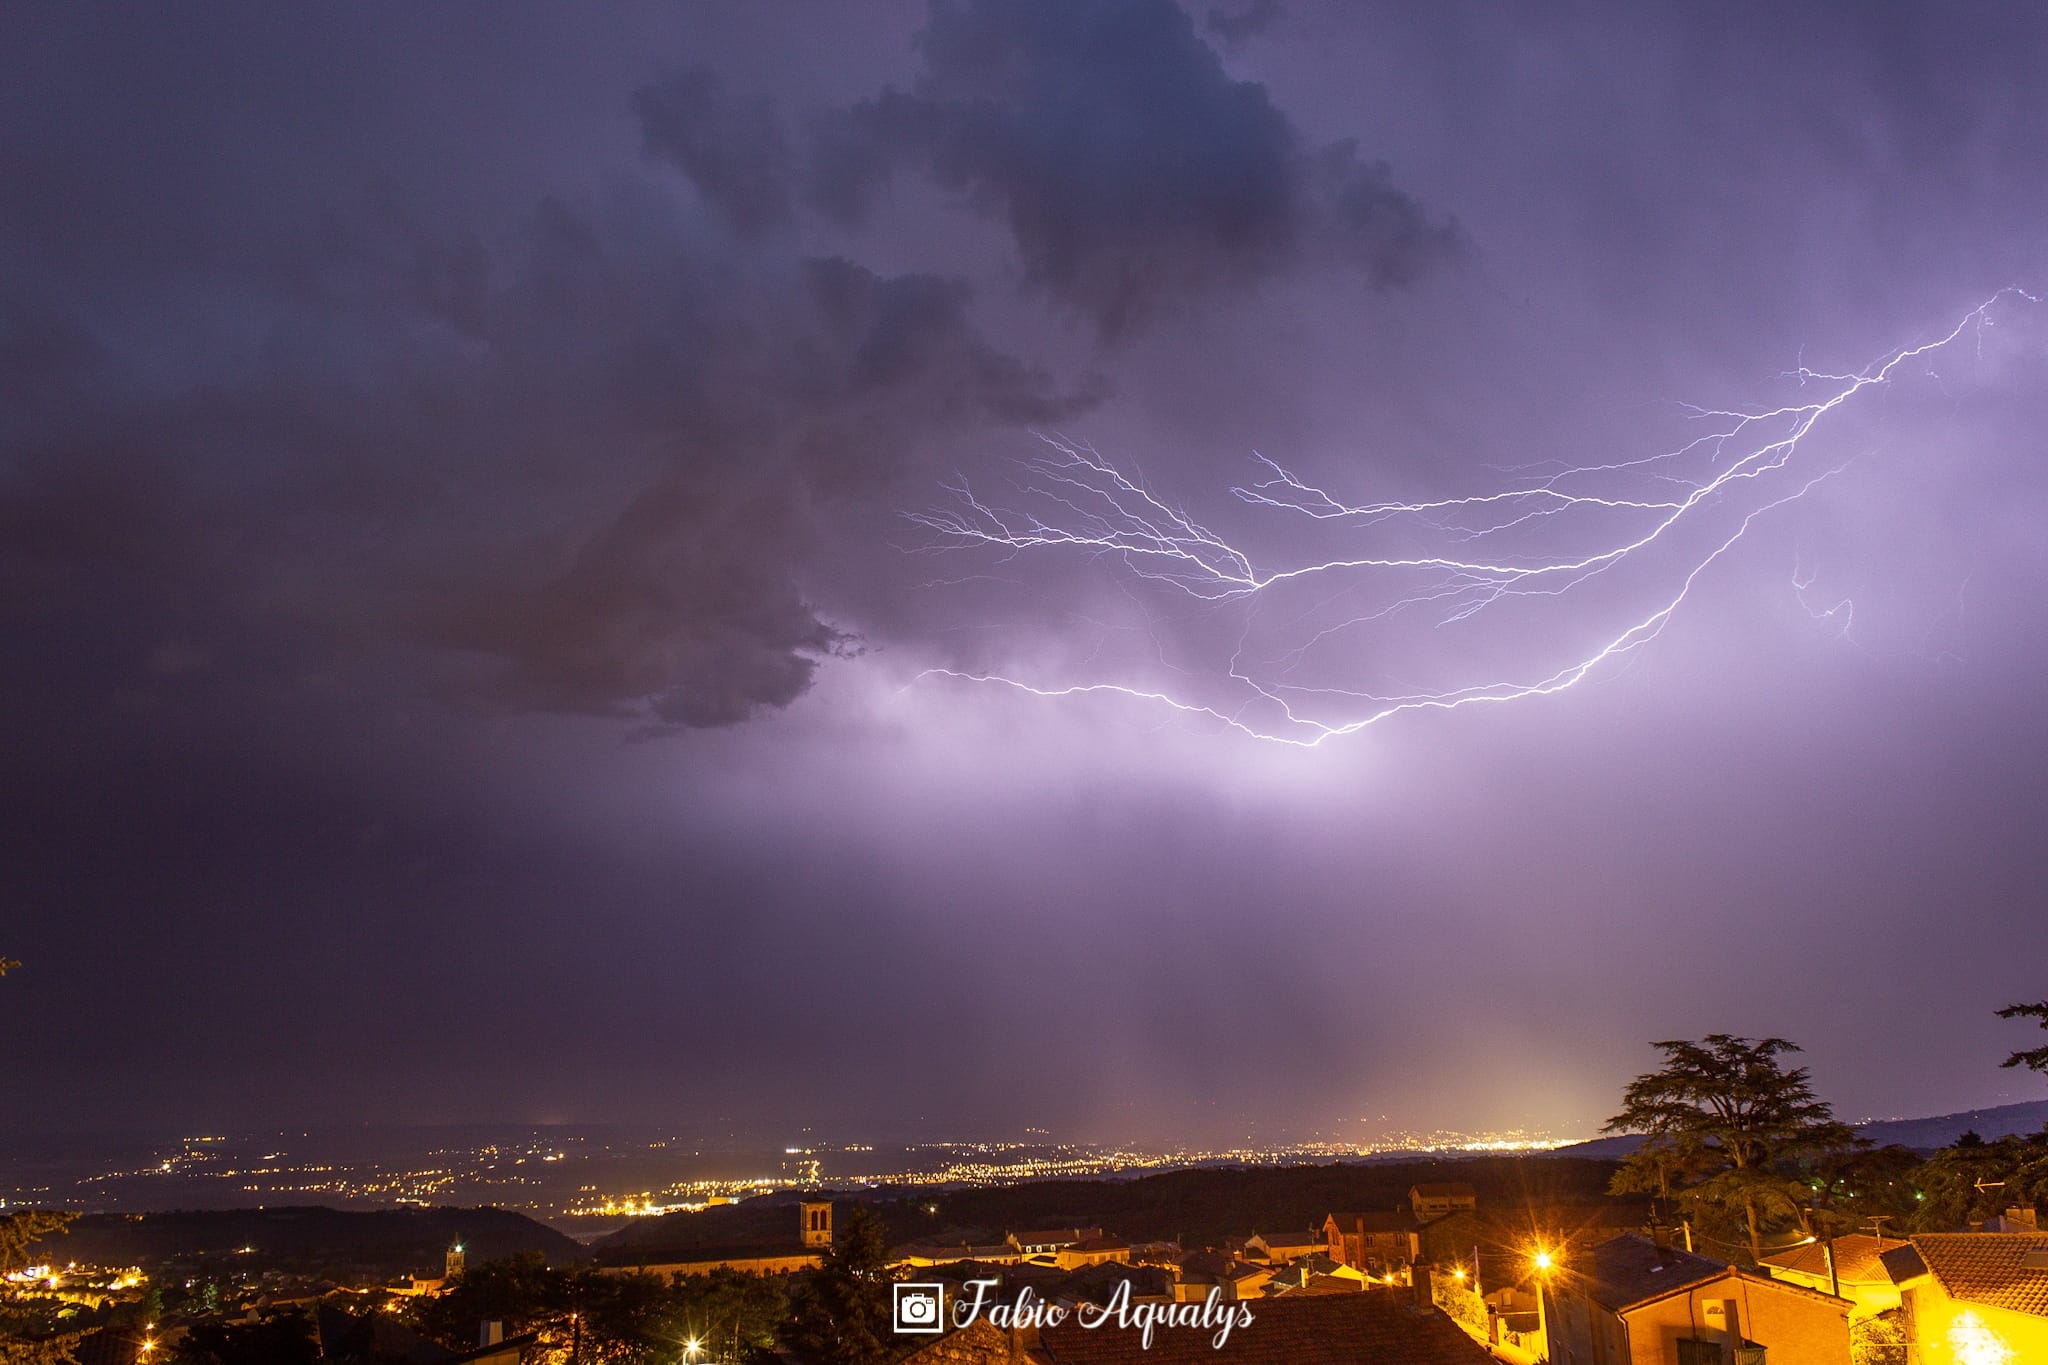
[[4, 1, 2046, 1146]]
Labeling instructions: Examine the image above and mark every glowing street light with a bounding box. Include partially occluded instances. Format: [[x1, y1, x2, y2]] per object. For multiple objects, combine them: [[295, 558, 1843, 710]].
[[1532, 1248, 1555, 1273]]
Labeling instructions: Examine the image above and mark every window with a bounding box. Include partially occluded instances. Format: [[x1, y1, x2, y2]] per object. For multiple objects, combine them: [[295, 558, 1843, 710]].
[[1676, 1340, 1723, 1365]]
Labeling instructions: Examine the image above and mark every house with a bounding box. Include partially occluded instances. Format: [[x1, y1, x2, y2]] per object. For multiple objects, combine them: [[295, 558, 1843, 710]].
[[1281, 1271, 1369, 1296], [1243, 1231, 1324, 1264], [1052, 1263, 1176, 1310], [897, 1241, 1029, 1268], [1411, 1183, 1479, 1222], [1125, 1240, 1184, 1267], [1055, 1236, 1131, 1270], [1542, 1234, 1850, 1365], [1759, 1234, 1904, 1318], [1880, 1232, 2048, 1365], [1174, 1252, 1272, 1302], [1010, 1228, 1105, 1257], [1260, 1255, 1367, 1296], [1322, 1211, 1421, 1275], [1036, 1287, 1495, 1365]]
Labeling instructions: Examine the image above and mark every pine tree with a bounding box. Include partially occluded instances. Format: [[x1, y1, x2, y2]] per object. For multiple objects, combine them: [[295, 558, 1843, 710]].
[[782, 1206, 897, 1365], [1605, 1035, 1854, 1263]]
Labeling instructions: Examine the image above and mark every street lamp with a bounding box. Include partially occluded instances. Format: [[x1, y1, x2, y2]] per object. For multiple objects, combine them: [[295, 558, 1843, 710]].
[[1530, 1245, 1556, 1362]]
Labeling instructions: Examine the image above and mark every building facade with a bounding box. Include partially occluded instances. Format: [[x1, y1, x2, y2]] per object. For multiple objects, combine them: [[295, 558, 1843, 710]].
[[1543, 1235, 1851, 1365]]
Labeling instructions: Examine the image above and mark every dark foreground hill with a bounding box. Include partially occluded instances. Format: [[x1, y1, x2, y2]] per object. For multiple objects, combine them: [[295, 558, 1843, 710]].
[[598, 1155, 1625, 1260], [31, 1206, 580, 1278]]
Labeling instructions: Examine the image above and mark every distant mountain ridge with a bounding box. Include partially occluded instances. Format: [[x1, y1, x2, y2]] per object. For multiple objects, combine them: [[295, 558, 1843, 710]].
[[1853, 1099, 2048, 1149], [1557, 1098, 2048, 1159]]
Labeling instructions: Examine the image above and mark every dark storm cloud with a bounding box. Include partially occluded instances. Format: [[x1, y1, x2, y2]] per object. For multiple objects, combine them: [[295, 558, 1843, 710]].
[[0, 137, 1096, 735], [1204, 0, 1283, 51], [434, 481, 846, 730], [405, 235, 1101, 728], [633, 67, 797, 235], [811, 0, 1460, 338]]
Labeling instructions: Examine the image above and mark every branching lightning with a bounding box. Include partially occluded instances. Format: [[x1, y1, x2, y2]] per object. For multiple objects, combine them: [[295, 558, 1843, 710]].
[[907, 290, 2038, 747]]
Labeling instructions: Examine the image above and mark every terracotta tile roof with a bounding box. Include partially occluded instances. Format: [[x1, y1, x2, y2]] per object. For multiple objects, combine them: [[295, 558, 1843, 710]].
[[1760, 1234, 1903, 1284], [1293, 1272, 1366, 1295], [1887, 1233, 2048, 1318], [1178, 1251, 1268, 1284], [1572, 1235, 1731, 1312], [1037, 1289, 1493, 1365], [900, 1319, 1013, 1365], [1054, 1263, 1175, 1305]]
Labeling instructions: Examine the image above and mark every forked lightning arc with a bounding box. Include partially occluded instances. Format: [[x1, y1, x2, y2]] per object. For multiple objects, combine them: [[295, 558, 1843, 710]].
[[908, 290, 2038, 747]]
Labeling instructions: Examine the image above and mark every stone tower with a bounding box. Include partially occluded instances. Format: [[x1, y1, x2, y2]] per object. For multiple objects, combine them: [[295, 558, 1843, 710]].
[[800, 1199, 833, 1249], [445, 1241, 466, 1280]]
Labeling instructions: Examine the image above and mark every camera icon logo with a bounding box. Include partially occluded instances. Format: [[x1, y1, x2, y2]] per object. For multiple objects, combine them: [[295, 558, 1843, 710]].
[[893, 1282, 945, 1334]]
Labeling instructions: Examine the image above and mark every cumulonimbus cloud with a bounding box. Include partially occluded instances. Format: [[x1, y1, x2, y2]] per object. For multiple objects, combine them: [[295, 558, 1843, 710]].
[[808, 0, 1462, 339]]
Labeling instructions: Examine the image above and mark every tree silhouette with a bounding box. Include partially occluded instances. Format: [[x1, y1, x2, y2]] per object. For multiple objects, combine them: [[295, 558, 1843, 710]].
[[1606, 1035, 1855, 1263], [1996, 1000, 2048, 1076], [783, 1206, 897, 1365]]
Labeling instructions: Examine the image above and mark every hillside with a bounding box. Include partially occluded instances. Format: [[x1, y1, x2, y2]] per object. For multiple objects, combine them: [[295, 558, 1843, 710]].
[[596, 1154, 1626, 1260], [1854, 1099, 2048, 1149], [1555, 1098, 2048, 1160], [29, 1205, 581, 1278]]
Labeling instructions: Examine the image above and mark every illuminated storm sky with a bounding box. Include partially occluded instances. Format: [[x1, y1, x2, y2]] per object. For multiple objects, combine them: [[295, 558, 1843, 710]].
[[5, 1, 2048, 1145]]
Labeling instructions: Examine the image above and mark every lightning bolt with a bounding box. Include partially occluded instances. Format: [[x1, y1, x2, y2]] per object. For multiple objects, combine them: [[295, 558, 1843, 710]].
[[907, 289, 2038, 747]]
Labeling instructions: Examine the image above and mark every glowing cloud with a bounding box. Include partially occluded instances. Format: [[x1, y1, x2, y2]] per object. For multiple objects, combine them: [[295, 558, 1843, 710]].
[[910, 290, 2039, 746]]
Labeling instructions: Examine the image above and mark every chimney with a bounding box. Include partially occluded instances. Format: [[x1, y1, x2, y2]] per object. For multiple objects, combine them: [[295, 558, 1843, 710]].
[[479, 1320, 504, 1347], [1411, 1261, 1433, 1310]]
